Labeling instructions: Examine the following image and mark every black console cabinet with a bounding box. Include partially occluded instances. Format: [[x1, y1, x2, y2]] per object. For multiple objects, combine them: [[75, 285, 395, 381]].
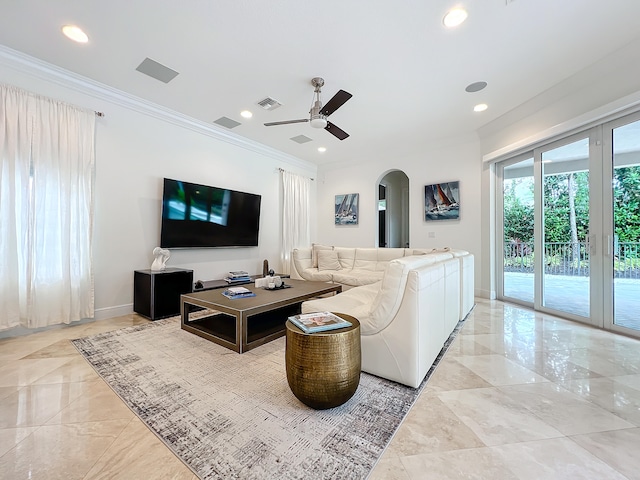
[[134, 268, 194, 320]]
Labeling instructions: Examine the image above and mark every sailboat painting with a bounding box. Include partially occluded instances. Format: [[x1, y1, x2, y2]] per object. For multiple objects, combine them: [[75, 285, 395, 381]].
[[424, 181, 460, 221], [335, 193, 359, 225]]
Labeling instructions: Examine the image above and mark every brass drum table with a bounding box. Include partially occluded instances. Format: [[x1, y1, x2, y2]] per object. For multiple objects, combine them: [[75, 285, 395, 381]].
[[285, 314, 361, 409]]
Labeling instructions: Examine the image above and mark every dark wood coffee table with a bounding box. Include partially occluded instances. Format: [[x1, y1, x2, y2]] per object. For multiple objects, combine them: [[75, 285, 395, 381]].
[[180, 279, 342, 353]]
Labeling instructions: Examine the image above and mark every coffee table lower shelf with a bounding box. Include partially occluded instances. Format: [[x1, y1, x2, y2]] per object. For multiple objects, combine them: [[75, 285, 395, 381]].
[[181, 304, 301, 352]]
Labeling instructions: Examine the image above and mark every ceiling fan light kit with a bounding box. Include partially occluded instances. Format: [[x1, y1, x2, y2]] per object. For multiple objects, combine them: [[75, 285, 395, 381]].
[[264, 77, 352, 140], [310, 117, 328, 129]]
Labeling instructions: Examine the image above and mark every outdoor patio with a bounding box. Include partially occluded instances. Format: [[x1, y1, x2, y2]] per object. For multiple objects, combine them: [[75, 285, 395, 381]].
[[504, 272, 640, 331]]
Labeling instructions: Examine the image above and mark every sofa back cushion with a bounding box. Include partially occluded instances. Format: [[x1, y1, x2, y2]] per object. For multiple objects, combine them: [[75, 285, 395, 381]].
[[311, 243, 333, 268], [353, 248, 405, 271], [333, 247, 356, 270], [317, 249, 342, 271], [366, 255, 439, 334]]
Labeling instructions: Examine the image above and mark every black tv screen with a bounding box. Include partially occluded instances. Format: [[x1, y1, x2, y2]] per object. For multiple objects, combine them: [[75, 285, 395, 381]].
[[160, 178, 261, 248]]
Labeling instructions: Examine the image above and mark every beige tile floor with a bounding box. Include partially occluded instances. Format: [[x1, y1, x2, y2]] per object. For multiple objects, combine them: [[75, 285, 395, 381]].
[[0, 298, 639, 479]]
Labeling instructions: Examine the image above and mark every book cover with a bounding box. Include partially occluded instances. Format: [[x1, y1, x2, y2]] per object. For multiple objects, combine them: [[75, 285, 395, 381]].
[[222, 289, 256, 299], [224, 276, 251, 284], [227, 286, 251, 294], [288, 312, 352, 333], [228, 271, 249, 278]]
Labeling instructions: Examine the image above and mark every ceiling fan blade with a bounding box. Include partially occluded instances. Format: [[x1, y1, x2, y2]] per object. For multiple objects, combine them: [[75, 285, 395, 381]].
[[325, 121, 349, 140], [320, 90, 352, 117], [264, 119, 309, 126]]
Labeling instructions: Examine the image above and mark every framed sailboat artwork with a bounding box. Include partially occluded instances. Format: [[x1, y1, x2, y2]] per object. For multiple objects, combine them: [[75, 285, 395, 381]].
[[335, 193, 359, 225], [424, 181, 459, 221]]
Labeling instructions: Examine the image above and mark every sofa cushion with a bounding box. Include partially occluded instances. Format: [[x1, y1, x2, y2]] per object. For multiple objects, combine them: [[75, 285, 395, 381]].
[[303, 282, 380, 315], [334, 247, 356, 270], [317, 249, 342, 271], [311, 243, 333, 268], [332, 270, 384, 286]]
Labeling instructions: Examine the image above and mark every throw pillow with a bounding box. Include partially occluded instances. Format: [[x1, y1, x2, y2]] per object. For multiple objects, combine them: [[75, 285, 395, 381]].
[[317, 249, 342, 271], [312, 243, 333, 268]]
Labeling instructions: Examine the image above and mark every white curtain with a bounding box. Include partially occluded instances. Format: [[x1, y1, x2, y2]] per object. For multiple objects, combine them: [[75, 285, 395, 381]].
[[281, 170, 311, 274], [0, 84, 95, 330]]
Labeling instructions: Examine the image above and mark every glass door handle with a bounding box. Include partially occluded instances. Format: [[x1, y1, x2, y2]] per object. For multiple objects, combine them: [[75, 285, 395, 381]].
[[587, 234, 597, 255]]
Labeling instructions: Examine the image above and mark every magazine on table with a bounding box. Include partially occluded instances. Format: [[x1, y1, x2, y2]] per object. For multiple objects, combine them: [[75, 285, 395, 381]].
[[288, 312, 352, 333], [228, 270, 249, 277], [224, 276, 251, 284], [221, 286, 256, 299]]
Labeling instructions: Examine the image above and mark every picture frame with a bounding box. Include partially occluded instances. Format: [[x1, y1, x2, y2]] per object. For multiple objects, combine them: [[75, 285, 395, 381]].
[[425, 181, 459, 221], [335, 193, 359, 225]]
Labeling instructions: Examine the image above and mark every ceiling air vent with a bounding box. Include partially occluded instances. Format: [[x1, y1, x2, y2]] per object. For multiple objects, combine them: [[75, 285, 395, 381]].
[[213, 117, 241, 129], [290, 135, 313, 144], [135, 58, 179, 84], [258, 97, 282, 111]]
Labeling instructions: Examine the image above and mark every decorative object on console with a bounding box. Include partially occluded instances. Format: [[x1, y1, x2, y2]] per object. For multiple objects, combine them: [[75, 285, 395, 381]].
[[335, 193, 358, 225], [150, 247, 171, 271], [255, 276, 283, 289], [263, 259, 269, 276], [424, 181, 459, 221]]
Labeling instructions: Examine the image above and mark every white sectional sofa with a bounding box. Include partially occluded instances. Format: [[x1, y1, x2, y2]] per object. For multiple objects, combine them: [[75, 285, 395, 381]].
[[294, 246, 475, 388], [291, 245, 474, 321]]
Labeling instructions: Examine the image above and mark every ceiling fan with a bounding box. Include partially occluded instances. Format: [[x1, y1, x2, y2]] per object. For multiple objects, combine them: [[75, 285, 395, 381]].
[[264, 77, 352, 140]]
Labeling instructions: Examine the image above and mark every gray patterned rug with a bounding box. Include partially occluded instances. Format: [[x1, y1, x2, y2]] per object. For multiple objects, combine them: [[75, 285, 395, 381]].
[[72, 315, 465, 480]]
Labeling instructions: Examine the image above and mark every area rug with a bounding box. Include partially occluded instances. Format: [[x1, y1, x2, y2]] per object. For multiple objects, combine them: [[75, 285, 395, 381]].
[[72, 314, 466, 480]]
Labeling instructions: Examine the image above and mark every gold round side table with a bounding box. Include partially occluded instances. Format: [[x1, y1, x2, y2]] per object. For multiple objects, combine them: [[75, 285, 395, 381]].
[[285, 313, 361, 409]]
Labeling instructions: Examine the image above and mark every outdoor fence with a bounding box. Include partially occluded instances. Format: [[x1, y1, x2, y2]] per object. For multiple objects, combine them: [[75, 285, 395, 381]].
[[504, 241, 640, 279]]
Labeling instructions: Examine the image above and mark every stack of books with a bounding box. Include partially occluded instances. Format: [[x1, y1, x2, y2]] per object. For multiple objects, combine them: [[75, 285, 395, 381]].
[[221, 286, 256, 299], [224, 270, 251, 284], [288, 312, 352, 333]]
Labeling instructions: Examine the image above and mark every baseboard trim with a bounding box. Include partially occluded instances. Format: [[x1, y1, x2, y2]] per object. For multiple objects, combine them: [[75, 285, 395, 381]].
[[94, 304, 134, 321]]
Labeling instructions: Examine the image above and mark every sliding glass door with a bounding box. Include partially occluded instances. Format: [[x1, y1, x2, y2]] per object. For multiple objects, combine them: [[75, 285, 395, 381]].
[[497, 111, 640, 337], [605, 114, 640, 333], [539, 136, 592, 320], [500, 156, 534, 305]]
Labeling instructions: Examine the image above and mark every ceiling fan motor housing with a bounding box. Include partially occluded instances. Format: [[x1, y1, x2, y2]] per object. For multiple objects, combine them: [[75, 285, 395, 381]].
[[309, 100, 327, 128]]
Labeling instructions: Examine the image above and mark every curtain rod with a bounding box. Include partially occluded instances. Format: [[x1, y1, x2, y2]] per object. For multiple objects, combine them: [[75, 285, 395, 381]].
[[277, 167, 314, 181], [95, 111, 104, 117]]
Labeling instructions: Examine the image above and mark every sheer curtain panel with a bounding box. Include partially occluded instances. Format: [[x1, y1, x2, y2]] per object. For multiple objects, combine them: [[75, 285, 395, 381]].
[[0, 85, 95, 330], [281, 170, 311, 274]]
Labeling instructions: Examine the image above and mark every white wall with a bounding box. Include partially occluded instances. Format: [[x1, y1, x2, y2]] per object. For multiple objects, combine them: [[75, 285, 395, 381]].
[[316, 136, 483, 294], [0, 51, 317, 320]]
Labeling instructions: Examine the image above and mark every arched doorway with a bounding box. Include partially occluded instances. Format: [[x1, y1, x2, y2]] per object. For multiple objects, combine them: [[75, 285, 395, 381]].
[[378, 170, 409, 247]]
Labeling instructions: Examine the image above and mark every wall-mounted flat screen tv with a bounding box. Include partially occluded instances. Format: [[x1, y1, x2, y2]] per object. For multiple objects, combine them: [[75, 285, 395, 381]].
[[160, 178, 261, 248]]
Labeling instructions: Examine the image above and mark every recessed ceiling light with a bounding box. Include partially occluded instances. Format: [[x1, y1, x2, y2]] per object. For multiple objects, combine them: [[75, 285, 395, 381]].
[[443, 8, 468, 28], [474, 103, 488, 112], [318, 147, 327, 153], [61, 25, 89, 43], [240, 110, 253, 119]]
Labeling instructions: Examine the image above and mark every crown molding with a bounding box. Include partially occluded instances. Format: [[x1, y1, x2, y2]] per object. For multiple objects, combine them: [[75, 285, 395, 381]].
[[0, 45, 315, 172]]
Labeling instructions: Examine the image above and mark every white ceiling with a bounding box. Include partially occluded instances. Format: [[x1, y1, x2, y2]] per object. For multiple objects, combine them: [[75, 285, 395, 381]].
[[2, 0, 640, 167]]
